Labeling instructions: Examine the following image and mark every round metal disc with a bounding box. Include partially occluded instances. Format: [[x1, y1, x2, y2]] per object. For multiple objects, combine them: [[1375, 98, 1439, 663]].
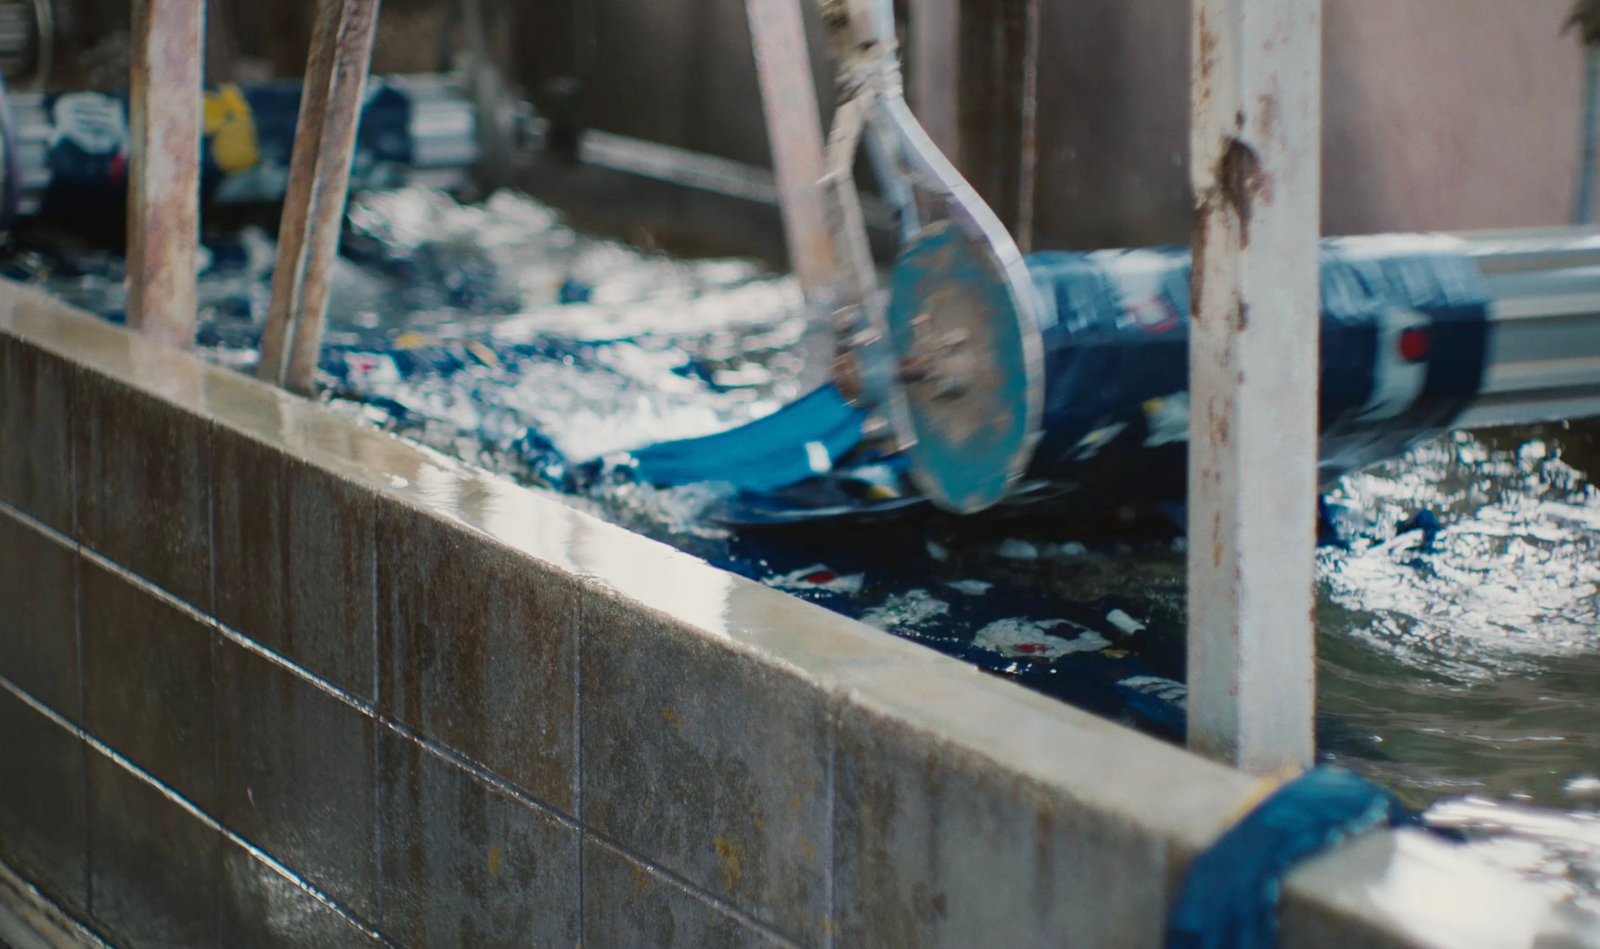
[[884, 219, 1044, 513]]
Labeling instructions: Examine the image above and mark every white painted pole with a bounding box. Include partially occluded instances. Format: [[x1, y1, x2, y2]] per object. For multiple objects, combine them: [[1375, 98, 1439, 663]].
[[1187, 0, 1321, 774], [746, 0, 836, 301]]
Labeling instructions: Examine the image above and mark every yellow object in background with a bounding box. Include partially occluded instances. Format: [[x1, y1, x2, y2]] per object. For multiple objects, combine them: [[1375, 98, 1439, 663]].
[[203, 84, 260, 174]]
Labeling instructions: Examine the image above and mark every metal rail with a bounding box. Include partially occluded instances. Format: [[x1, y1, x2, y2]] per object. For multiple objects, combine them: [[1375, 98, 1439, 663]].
[[1458, 227, 1600, 429]]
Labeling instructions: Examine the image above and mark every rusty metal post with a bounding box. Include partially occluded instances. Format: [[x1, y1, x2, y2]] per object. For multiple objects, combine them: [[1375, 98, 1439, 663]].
[[746, 0, 836, 300], [1187, 0, 1321, 774], [256, 0, 381, 395], [126, 0, 204, 350]]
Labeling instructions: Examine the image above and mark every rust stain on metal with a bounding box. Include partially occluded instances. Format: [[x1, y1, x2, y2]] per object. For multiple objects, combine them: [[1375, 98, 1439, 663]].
[[1256, 91, 1280, 144], [1216, 138, 1263, 249], [1196, 9, 1219, 86]]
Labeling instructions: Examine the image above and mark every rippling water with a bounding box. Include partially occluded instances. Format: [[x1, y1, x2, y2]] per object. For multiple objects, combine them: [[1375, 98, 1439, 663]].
[[8, 186, 1598, 894]]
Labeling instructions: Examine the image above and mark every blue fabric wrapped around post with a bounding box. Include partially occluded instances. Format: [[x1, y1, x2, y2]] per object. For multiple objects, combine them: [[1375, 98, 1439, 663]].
[[1166, 768, 1412, 949]]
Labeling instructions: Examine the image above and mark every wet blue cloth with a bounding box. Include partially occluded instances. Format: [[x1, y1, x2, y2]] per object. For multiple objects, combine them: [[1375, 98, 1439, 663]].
[[630, 384, 866, 493], [1166, 768, 1410, 949]]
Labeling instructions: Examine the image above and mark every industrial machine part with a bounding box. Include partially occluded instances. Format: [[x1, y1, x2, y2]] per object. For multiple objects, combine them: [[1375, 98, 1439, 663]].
[[628, 226, 1600, 526], [801, 0, 1600, 516], [812, 0, 1046, 514]]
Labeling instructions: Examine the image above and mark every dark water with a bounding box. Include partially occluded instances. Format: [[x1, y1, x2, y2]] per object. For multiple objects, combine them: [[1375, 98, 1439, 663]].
[[8, 187, 1599, 896]]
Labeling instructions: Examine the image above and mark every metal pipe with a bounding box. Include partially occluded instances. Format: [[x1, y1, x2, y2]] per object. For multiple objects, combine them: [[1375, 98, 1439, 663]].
[[746, 0, 836, 301], [257, 0, 381, 395], [1187, 0, 1321, 774], [126, 0, 203, 351]]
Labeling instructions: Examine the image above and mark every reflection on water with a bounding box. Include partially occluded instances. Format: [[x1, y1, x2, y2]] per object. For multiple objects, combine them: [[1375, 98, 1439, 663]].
[[1316, 425, 1600, 810], [7, 186, 1599, 890]]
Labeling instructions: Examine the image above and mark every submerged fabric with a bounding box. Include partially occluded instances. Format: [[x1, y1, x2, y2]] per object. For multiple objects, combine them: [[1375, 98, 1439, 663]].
[[1166, 768, 1411, 949], [628, 384, 867, 493]]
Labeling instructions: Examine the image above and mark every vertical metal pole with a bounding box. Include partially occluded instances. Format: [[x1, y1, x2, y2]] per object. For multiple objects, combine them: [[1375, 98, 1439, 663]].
[[910, 0, 960, 156], [126, 0, 204, 350], [1187, 0, 1321, 774], [747, 0, 836, 300], [256, 0, 381, 395]]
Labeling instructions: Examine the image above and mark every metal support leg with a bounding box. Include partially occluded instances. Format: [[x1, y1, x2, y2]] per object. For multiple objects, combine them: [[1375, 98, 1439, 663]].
[[256, 0, 381, 395], [126, 0, 204, 350], [747, 0, 835, 301], [1187, 0, 1321, 773]]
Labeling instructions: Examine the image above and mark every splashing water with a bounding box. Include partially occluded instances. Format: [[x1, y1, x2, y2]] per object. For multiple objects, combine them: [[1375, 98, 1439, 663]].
[[6, 186, 1599, 890]]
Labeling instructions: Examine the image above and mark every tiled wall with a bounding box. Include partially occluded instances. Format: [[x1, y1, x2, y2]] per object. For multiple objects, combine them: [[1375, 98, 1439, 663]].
[[0, 283, 1434, 948]]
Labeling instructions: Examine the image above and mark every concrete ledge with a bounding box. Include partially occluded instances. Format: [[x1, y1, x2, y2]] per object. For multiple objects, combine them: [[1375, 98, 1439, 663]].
[[0, 279, 1578, 947]]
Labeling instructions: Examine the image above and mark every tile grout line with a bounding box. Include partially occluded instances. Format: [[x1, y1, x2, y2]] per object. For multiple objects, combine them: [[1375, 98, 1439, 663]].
[[824, 713, 837, 949], [70, 402, 91, 924], [574, 585, 586, 946], [369, 501, 384, 936], [0, 495, 73, 550], [583, 832, 807, 949], [0, 672, 395, 947], [207, 420, 224, 946]]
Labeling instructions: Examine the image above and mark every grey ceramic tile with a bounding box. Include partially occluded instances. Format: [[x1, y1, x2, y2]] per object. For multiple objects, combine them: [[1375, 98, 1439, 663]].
[[581, 836, 793, 949], [377, 503, 579, 813], [81, 557, 218, 814], [218, 638, 377, 921], [219, 838, 382, 949], [0, 685, 87, 919], [581, 587, 830, 946], [0, 332, 74, 534], [73, 371, 211, 610], [378, 728, 579, 948], [830, 704, 1175, 949], [212, 426, 376, 700], [0, 509, 79, 720], [87, 751, 221, 949]]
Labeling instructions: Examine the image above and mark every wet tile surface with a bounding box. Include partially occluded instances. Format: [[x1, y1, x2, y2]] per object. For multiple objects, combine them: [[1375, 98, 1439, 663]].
[[0, 509, 79, 720], [830, 704, 1172, 949], [81, 557, 218, 813], [73, 372, 211, 610], [218, 638, 377, 921], [581, 588, 830, 946], [377, 728, 579, 948], [213, 427, 376, 700], [219, 838, 382, 949], [0, 333, 73, 534], [378, 503, 579, 813], [0, 685, 87, 918], [88, 751, 221, 949], [581, 836, 792, 949]]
